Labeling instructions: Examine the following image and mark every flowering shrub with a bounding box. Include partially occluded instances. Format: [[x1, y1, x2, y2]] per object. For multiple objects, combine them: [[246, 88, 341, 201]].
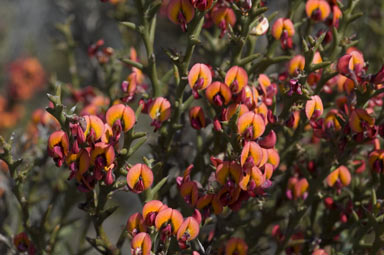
[[2, 0, 384, 254]]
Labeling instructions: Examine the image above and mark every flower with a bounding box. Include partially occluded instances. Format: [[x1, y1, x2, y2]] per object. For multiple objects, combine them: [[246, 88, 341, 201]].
[[271, 18, 295, 49], [148, 97, 171, 131], [189, 106, 207, 129], [348, 108, 375, 133], [288, 55, 305, 76], [126, 164, 154, 193], [305, 95, 324, 120], [305, 0, 331, 21], [131, 232, 151, 255], [225, 66, 248, 94], [167, 0, 195, 31], [211, 6, 236, 37], [106, 104, 135, 135], [48, 130, 69, 167], [177, 217, 200, 249], [205, 82, 232, 107], [225, 238, 248, 255], [326, 165, 351, 188], [155, 208, 184, 242], [127, 213, 147, 237], [188, 63, 212, 98], [142, 200, 168, 226], [180, 181, 199, 207], [237, 112, 266, 140]]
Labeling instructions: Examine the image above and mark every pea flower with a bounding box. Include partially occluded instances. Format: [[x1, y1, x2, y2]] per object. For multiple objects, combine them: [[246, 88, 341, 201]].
[[211, 6, 236, 37], [127, 212, 147, 237], [48, 130, 69, 167], [142, 200, 168, 226], [326, 165, 351, 188], [180, 181, 199, 207], [237, 111, 266, 140], [205, 81, 232, 107], [188, 63, 212, 98], [288, 55, 305, 76], [215, 161, 242, 189], [83, 115, 105, 144], [305, 95, 324, 120], [167, 0, 195, 31], [348, 108, 375, 133], [126, 164, 154, 194], [286, 177, 309, 200], [177, 217, 200, 249], [189, 106, 206, 130], [368, 150, 384, 173], [306, 0, 331, 21], [271, 18, 295, 49], [225, 66, 248, 94], [225, 238, 248, 255], [148, 97, 171, 131], [106, 104, 136, 137], [155, 208, 184, 242], [131, 232, 151, 255], [196, 194, 223, 217], [90, 142, 115, 181]]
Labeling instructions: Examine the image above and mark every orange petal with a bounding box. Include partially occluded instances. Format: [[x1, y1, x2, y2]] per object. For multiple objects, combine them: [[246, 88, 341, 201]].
[[155, 207, 172, 230], [267, 149, 280, 169], [338, 166, 351, 186], [271, 18, 283, 39], [167, 0, 195, 25], [76, 150, 90, 181], [283, 19, 295, 37], [326, 169, 339, 187], [251, 166, 265, 187]]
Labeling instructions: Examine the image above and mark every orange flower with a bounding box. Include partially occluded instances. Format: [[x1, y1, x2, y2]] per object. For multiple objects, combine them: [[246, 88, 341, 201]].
[[287, 177, 309, 200], [240, 141, 263, 168], [211, 6, 236, 37], [205, 82, 232, 107], [66, 149, 91, 182], [180, 181, 199, 207], [237, 111, 266, 140], [189, 106, 206, 130], [216, 186, 241, 207], [188, 63, 212, 98], [224, 104, 249, 121], [324, 109, 343, 131], [196, 194, 223, 216], [155, 208, 184, 241], [177, 217, 200, 248], [305, 0, 331, 21], [239, 86, 258, 109], [83, 115, 105, 143], [8, 57, 45, 100], [337, 51, 365, 78], [148, 97, 171, 130], [48, 130, 69, 167], [225, 238, 248, 255], [127, 213, 147, 237], [225, 66, 248, 94], [106, 104, 136, 133], [271, 18, 295, 49], [368, 150, 384, 173], [142, 200, 168, 226], [305, 95, 324, 120], [267, 148, 280, 170], [131, 232, 151, 255], [216, 161, 242, 188], [258, 74, 272, 95], [326, 165, 351, 188], [288, 55, 305, 76], [127, 164, 154, 194], [167, 0, 195, 31], [348, 108, 375, 133], [90, 142, 115, 179]]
